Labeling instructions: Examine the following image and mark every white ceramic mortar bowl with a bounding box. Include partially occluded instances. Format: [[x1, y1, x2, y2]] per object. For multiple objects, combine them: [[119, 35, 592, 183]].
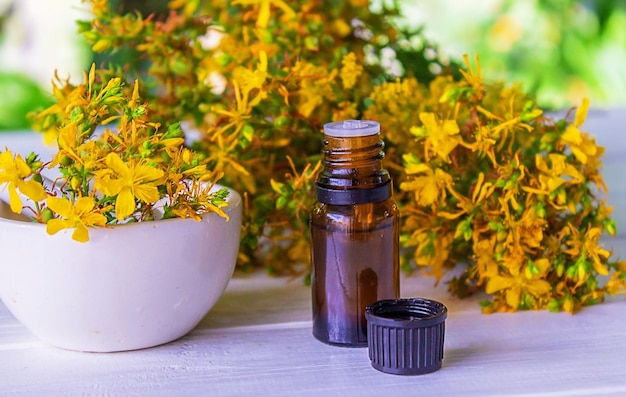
[[0, 186, 242, 352]]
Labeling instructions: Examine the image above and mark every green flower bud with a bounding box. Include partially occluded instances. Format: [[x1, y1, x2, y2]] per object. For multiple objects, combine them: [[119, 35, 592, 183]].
[[274, 116, 289, 128], [605, 219, 618, 236], [41, 207, 54, 223]]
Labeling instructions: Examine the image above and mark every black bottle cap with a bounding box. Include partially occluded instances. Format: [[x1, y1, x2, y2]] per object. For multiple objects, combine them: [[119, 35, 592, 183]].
[[365, 298, 447, 375]]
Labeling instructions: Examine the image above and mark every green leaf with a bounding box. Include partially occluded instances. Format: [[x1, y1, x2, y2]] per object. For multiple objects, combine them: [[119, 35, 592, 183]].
[[276, 196, 287, 209], [547, 299, 560, 313]]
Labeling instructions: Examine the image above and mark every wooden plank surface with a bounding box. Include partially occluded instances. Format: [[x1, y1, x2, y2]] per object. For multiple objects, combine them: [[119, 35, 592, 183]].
[[1, 109, 626, 396], [1, 272, 625, 397]]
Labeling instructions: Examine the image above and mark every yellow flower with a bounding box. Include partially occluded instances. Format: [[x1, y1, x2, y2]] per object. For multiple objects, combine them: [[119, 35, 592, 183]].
[[400, 163, 452, 206], [473, 236, 499, 284], [166, 147, 208, 183], [332, 101, 358, 122], [411, 230, 453, 282], [560, 98, 599, 164], [168, 0, 201, 16], [486, 259, 552, 310], [530, 153, 584, 194], [413, 113, 460, 162], [52, 123, 82, 166], [0, 151, 46, 213], [501, 200, 547, 251], [331, 18, 352, 38], [95, 153, 164, 220], [459, 53, 483, 91], [461, 124, 497, 166], [564, 226, 610, 276], [440, 172, 495, 220], [232, 50, 268, 107], [363, 77, 425, 143], [170, 181, 229, 221], [604, 263, 626, 295], [340, 52, 363, 90], [46, 196, 107, 242], [211, 51, 265, 140], [232, 0, 295, 29], [291, 61, 337, 118]]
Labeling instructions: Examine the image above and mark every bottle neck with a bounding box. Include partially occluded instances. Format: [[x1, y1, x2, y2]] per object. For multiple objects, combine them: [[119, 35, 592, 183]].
[[316, 134, 392, 205]]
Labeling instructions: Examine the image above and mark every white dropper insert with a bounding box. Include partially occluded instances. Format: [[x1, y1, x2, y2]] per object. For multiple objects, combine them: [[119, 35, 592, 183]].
[[323, 120, 380, 137]]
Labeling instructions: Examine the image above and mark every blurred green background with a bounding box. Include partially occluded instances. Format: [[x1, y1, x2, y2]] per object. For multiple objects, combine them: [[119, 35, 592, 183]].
[[395, 0, 626, 109], [1, 0, 625, 131], [0, 0, 90, 131]]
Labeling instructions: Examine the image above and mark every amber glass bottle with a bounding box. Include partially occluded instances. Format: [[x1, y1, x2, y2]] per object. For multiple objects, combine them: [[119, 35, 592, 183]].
[[310, 120, 400, 347]]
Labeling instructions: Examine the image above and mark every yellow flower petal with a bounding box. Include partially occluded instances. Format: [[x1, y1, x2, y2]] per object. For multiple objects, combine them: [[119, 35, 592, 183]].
[[574, 98, 589, 127], [0, 151, 13, 169], [46, 219, 74, 236], [273, 0, 295, 18], [159, 138, 185, 148], [526, 280, 552, 297], [472, 173, 486, 202], [257, 0, 270, 28], [72, 223, 90, 243], [134, 164, 164, 183], [435, 138, 459, 162], [17, 179, 46, 202], [563, 164, 584, 183], [74, 196, 96, 214], [442, 119, 460, 136], [97, 177, 125, 197], [8, 185, 23, 213], [115, 187, 136, 220], [505, 285, 521, 310], [404, 163, 431, 175], [400, 176, 438, 206], [419, 113, 437, 130], [82, 212, 107, 227], [562, 126, 582, 145], [533, 259, 551, 278], [46, 197, 73, 218], [535, 154, 549, 174], [14, 155, 32, 178], [541, 174, 564, 192], [105, 153, 129, 175], [570, 146, 588, 164], [204, 202, 229, 221], [485, 276, 515, 294], [548, 153, 566, 172], [133, 184, 160, 204], [259, 50, 268, 73], [587, 227, 602, 240], [562, 298, 574, 313], [591, 259, 610, 276]]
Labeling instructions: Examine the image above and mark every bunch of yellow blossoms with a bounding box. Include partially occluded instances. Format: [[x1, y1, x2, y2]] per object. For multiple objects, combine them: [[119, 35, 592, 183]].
[[26, 0, 624, 312], [390, 56, 625, 313], [1, 65, 229, 242], [76, 0, 457, 273]]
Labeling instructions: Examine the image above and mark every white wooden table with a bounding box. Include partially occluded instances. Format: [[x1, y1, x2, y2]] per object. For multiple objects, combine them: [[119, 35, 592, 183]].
[[1, 109, 626, 396]]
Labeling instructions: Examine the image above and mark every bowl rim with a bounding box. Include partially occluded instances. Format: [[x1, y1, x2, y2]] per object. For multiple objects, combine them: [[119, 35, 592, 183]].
[[0, 184, 242, 230]]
